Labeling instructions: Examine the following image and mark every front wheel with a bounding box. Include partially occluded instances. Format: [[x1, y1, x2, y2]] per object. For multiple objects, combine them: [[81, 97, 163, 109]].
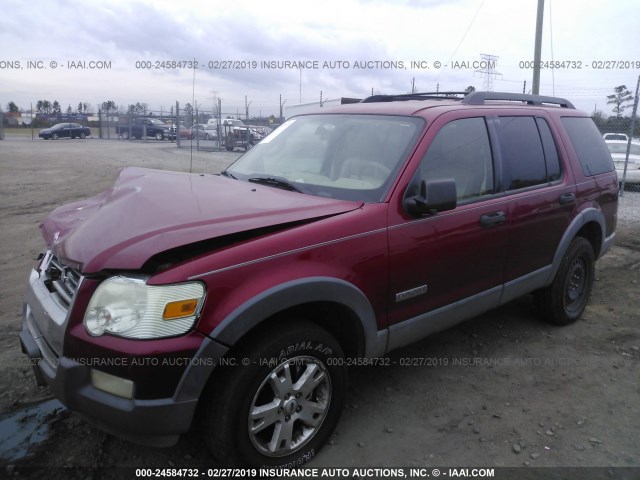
[[535, 237, 595, 325], [155, 132, 164, 141], [199, 322, 347, 467], [52, 133, 59, 140], [121, 131, 129, 140], [80, 132, 86, 139]]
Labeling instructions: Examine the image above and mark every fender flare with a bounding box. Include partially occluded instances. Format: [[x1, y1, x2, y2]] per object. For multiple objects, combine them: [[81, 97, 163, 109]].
[[547, 207, 605, 284], [210, 276, 382, 357], [173, 277, 383, 403]]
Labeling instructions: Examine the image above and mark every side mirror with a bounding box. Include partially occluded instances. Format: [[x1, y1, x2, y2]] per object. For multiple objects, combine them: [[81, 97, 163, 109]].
[[405, 178, 457, 215]]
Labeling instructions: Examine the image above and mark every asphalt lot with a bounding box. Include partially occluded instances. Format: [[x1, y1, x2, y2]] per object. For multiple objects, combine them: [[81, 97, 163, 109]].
[[0, 135, 639, 479]]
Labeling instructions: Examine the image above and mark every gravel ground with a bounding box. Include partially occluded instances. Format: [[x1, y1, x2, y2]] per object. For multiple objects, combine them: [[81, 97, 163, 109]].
[[618, 190, 640, 223], [0, 136, 639, 479]]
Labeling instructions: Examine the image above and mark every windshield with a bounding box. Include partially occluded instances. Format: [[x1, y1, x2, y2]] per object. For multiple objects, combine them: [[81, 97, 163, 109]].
[[607, 142, 640, 156], [225, 114, 424, 202]]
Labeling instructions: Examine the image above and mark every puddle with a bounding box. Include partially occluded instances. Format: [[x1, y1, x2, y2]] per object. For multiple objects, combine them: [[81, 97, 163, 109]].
[[0, 399, 66, 462]]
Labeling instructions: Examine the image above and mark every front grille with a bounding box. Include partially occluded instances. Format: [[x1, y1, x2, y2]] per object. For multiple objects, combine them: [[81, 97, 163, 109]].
[[41, 252, 82, 310]]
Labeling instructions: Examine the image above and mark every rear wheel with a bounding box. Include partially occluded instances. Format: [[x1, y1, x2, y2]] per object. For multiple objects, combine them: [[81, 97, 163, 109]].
[[535, 237, 595, 325], [199, 321, 347, 467], [121, 131, 129, 140], [80, 132, 86, 139]]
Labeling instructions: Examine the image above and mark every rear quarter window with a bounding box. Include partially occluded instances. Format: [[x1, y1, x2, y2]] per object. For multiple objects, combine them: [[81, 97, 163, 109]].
[[561, 117, 614, 176]]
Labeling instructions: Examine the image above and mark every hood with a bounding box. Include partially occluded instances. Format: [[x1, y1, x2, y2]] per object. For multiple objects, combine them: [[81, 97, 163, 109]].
[[41, 167, 362, 273]]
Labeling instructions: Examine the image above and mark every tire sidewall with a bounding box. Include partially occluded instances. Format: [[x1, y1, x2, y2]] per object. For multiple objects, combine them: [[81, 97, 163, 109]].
[[554, 237, 595, 324], [205, 325, 347, 468]]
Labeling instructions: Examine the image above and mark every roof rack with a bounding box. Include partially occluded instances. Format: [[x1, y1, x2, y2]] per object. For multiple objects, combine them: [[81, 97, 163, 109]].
[[360, 92, 467, 103], [462, 91, 575, 109], [356, 90, 575, 109]]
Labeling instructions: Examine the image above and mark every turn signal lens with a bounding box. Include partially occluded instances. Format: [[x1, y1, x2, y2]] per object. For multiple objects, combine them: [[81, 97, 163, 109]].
[[163, 299, 199, 320]]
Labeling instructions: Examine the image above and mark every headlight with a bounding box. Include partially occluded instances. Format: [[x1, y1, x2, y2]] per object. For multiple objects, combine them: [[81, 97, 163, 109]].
[[83, 276, 205, 339]]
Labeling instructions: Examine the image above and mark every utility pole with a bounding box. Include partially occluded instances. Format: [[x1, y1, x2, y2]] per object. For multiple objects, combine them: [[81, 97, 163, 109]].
[[320, 90, 323, 107], [620, 74, 640, 196], [244, 96, 252, 121], [523, 80, 527, 94], [532, 0, 545, 94]]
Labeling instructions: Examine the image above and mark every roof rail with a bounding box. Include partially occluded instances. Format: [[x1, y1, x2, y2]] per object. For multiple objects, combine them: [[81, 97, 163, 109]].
[[462, 91, 575, 109], [361, 92, 467, 103]]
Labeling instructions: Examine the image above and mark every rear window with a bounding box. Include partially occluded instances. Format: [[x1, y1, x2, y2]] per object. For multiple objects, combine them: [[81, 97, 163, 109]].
[[561, 117, 614, 176], [497, 116, 547, 190]]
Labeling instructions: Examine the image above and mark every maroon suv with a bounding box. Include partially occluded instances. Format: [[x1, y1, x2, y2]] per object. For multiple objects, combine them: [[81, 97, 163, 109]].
[[20, 91, 618, 467]]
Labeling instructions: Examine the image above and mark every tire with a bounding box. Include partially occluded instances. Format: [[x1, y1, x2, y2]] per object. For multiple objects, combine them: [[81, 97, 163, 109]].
[[80, 132, 86, 139], [225, 146, 234, 151], [121, 131, 129, 140], [155, 132, 164, 141], [204, 133, 210, 140], [52, 133, 59, 140], [199, 321, 347, 467], [535, 237, 595, 325]]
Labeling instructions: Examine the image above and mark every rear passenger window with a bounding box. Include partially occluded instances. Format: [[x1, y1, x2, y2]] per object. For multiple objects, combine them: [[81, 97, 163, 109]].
[[498, 117, 547, 190], [535, 118, 562, 181], [561, 117, 614, 176]]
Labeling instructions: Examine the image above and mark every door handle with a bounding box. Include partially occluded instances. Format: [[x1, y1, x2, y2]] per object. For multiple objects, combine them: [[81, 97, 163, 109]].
[[559, 192, 576, 205], [480, 211, 505, 227]]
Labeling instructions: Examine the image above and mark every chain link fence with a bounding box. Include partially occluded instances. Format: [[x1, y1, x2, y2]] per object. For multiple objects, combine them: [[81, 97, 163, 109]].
[[2, 92, 639, 191], [597, 115, 640, 193], [92, 100, 277, 152]]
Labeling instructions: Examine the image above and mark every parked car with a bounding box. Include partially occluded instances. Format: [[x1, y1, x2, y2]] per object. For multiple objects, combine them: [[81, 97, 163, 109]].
[[168, 124, 192, 141], [39, 123, 90, 140], [20, 91, 617, 468], [191, 124, 217, 140], [605, 139, 640, 184], [603, 132, 629, 142], [115, 118, 170, 140]]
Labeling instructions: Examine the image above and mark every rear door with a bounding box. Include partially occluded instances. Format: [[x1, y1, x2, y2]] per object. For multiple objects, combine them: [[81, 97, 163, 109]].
[[493, 113, 576, 293], [61, 123, 73, 138]]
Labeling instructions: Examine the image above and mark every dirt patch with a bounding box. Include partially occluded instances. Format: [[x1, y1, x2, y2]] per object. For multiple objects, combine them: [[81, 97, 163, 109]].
[[0, 137, 638, 477]]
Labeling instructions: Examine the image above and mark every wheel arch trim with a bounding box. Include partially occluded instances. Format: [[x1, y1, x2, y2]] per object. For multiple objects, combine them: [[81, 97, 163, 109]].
[[208, 277, 383, 358], [547, 207, 605, 284]]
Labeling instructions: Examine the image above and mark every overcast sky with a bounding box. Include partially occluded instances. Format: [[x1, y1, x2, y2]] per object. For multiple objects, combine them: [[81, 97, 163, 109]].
[[1, 0, 639, 118]]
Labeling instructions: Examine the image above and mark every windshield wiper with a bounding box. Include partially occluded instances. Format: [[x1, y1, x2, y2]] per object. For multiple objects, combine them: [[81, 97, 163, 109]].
[[248, 176, 302, 193], [220, 170, 237, 179]]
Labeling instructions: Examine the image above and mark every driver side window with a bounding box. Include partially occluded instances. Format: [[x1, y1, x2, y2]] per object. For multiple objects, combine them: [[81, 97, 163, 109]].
[[413, 117, 495, 202]]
